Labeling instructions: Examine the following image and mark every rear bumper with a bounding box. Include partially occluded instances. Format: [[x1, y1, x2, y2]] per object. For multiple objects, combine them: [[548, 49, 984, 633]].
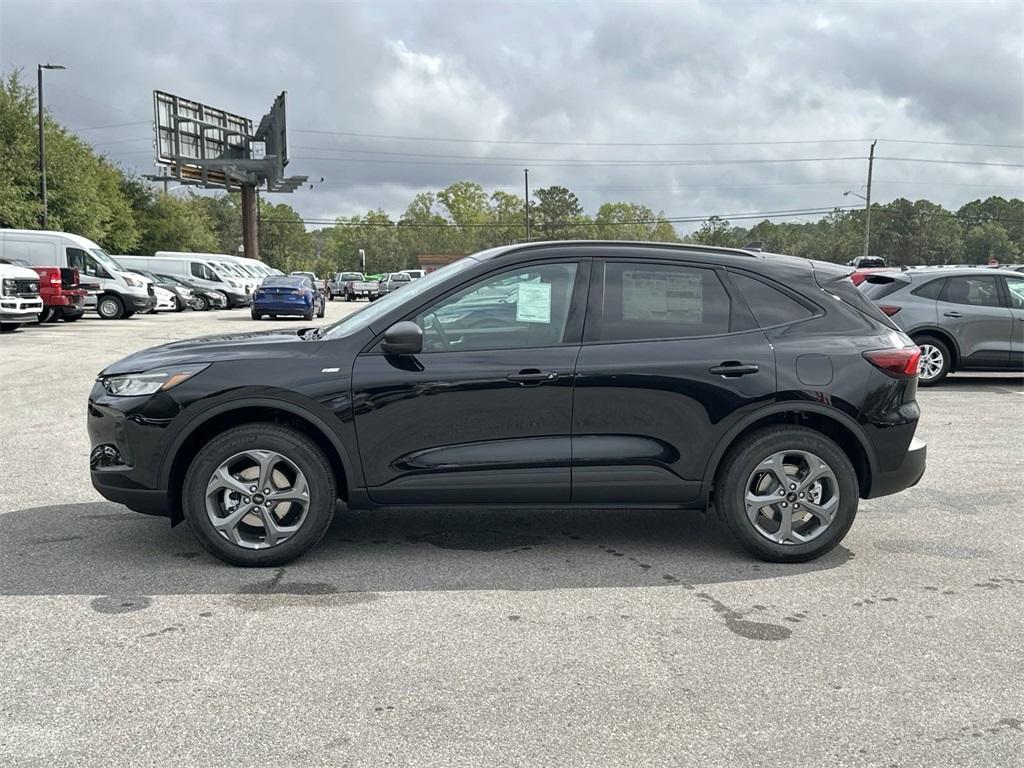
[[253, 300, 313, 314], [866, 436, 926, 499]]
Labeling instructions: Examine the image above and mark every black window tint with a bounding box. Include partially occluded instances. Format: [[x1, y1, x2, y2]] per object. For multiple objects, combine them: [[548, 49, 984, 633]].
[[860, 279, 904, 300], [190, 262, 204, 279], [1004, 277, 1024, 309], [729, 272, 814, 327], [911, 278, 944, 300], [941, 276, 999, 307], [599, 263, 730, 341]]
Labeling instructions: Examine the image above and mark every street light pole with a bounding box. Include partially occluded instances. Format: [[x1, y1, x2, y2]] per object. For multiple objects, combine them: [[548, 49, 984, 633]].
[[37, 64, 66, 229]]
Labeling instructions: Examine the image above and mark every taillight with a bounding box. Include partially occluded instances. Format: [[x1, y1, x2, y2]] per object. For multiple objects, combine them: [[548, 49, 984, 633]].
[[878, 305, 901, 316], [863, 348, 921, 378], [50, 272, 61, 286], [293, 289, 305, 295]]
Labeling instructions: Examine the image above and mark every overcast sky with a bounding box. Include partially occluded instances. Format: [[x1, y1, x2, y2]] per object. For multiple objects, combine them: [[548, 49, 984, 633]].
[[2, 0, 1022, 230]]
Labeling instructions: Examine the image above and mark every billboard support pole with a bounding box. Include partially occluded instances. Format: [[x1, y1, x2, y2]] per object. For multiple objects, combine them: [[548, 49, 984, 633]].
[[241, 183, 259, 262]]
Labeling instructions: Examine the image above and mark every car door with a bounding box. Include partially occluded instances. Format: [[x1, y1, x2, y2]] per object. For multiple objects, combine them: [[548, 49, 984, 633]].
[[937, 275, 1012, 367], [351, 259, 589, 504], [571, 258, 775, 503], [1001, 275, 1024, 369]]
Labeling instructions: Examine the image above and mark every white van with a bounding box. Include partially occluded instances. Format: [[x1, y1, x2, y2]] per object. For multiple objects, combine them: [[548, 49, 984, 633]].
[[0, 229, 155, 319], [219, 254, 275, 282], [131, 253, 251, 308], [0, 261, 44, 331]]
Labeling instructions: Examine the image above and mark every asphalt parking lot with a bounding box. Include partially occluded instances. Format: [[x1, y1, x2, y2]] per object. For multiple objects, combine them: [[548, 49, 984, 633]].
[[1, 305, 1022, 768]]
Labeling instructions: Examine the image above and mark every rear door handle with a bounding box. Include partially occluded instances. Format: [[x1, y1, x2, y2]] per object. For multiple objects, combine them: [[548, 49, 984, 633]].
[[708, 362, 760, 377], [507, 369, 560, 386], [943, 311, 963, 318]]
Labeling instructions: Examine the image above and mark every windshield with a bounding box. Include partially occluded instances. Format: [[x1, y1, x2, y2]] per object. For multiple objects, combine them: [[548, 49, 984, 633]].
[[322, 257, 477, 339], [91, 248, 126, 273]]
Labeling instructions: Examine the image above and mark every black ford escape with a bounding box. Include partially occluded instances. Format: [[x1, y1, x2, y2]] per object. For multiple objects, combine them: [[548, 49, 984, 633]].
[[89, 242, 926, 566]]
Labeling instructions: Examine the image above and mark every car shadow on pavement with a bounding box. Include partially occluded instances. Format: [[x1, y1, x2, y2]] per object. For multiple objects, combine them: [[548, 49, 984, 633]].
[[938, 374, 1023, 389], [0, 502, 850, 596]]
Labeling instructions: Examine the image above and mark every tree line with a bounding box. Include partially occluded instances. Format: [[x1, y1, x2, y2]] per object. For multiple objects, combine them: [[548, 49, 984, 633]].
[[2, 71, 1022, 276]]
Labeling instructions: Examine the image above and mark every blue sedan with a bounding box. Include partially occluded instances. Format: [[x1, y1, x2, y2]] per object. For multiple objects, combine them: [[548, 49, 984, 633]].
[[251, 276, 325, 320]]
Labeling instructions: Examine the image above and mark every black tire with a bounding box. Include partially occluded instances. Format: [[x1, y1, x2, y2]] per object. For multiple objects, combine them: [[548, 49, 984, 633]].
[[304, 309, 314, 321], [316, 302, 325, 319], [327, 291, 334, 302], [345, 293, 353, 302], [194, 295, 210, 312], [173, 296, 183, 312], [97, 294, 124, 320], [715, 426, 858, 563], [62, 311, 82, 322], [215, 291, 230, 309], [251, 309, 261, 320], [182, 424, 337, 566], [914, 334, 950, 386]]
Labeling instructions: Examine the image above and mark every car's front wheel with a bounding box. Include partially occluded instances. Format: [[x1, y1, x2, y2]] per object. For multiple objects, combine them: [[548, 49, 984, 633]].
[[716, 426, 858, 563], [182, 424, 337, 566], [97, 294, 124, 320]]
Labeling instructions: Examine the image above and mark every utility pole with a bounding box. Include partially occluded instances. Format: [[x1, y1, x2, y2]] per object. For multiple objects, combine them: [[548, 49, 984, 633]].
[[37, 63, 65, 229], [863, 140, 876, 257], [523, 168, 531, 241], [241, 183, 259, 261]]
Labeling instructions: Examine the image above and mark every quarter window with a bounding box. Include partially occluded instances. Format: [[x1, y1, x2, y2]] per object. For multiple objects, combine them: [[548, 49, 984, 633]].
[[941, 276, 999, 307], [729, 271, 814, 327], [597, 263, 731, 341], [415, 263, 578, 352], [911, 278, 945, 300], [1005, 277, 1024, 310]]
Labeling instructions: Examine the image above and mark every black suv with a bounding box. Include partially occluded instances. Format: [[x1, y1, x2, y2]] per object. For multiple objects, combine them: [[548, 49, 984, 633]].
[[88, 242, 926, 566]]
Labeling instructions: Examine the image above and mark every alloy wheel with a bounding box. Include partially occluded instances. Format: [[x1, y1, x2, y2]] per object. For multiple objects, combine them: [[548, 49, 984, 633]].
[[918, 344, 944, 382], [205, 450, 310, 549], [744, 450, 839, 545]]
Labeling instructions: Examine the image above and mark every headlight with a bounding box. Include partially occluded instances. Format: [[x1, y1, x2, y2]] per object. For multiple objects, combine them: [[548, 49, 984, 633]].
[[123, 276, 142, 288], [227, 279, 239, 288], [100, 365, 209, 397]]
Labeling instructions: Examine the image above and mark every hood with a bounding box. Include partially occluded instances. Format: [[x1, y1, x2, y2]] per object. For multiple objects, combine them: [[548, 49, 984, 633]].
[[0, 263, 41, 280], [100, 327, 319, 375]]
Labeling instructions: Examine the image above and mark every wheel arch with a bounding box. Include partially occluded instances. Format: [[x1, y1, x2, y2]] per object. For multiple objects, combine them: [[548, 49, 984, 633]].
[[703, 404, 876, 503], [162, 397, 355, 524]]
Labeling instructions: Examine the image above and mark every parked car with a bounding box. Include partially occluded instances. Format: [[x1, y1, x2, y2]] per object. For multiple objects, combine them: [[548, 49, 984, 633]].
[[346, 274, 381, 302], [127, 269, 194, 311], [847, 255, 887, 268], [328, 271, 365, 301], [150, 285, 179, 312], [377, 271, 412, 297], [0, 230, 154, 319], [153, 274, 225, 311], [859, 267, 1024, 385], [88, 241, 926, 567], [0, 257, 86, 323], [0, 261, 44, 332], [252, 275, 326, 320]]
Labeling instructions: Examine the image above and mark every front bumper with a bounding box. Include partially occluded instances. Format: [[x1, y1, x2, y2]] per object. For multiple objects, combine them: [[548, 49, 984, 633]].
[[866, 436, 926, 498], [129, 294, 156, 312], [1, 296, 43, 324]]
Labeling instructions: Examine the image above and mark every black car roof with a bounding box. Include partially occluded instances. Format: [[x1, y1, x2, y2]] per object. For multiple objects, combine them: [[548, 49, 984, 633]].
[[474, 240, 763, 263]]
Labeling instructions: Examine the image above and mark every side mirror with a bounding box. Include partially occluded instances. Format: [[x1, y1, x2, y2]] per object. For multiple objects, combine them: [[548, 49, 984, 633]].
[[381, 321, 423, 355]]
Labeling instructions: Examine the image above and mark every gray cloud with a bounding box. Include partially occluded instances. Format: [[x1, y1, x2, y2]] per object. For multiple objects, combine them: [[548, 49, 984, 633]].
[[2, 0, 1021, 230]]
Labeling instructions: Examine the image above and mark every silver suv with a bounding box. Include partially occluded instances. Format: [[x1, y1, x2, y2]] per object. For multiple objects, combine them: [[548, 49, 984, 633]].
[[860, 267, 1024, 385]]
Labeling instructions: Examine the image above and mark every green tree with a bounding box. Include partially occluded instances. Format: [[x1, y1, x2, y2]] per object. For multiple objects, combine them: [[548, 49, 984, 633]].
[[963, 220, 1013, 263], [532, 185, 584, 239], [134, 192, 218, 255]]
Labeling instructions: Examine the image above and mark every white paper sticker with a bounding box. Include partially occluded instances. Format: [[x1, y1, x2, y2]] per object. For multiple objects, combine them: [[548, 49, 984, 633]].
[[516, 282, 552, 324]]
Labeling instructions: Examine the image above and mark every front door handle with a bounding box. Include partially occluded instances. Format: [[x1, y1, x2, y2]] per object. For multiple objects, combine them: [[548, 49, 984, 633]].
[[507, 369, 560, 386], [943, 311, 963, 318], [708, 362, 760, 377]]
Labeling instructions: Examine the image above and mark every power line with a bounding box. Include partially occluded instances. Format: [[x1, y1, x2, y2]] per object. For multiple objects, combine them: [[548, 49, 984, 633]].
[[292, 154, 869, 168], [70, 120, 150, 132], [293, 129, 1024, 150]]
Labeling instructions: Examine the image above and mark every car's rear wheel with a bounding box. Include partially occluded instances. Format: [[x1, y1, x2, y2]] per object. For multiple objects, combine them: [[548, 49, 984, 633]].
[[182, 424, 337, 566], [97, 294, 124, 320], [716, 426, 858, 563], [915, 335, 950, 386], [251, 309, 262, 320]]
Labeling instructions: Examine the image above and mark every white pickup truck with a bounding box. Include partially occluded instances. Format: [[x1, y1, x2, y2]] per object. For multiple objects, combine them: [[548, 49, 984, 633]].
[[0, 262, 44, 332]]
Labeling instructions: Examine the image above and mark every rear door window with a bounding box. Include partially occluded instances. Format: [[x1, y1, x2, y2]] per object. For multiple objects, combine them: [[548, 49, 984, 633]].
[[940, 276, 1000, 307], [729, 271, 815, 327], [595, 262, 732, 341]]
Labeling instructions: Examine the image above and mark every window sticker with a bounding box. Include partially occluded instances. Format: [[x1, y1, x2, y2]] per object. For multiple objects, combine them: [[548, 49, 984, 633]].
[[622, 270, 703, 322], [516, 281, 552, 324]]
